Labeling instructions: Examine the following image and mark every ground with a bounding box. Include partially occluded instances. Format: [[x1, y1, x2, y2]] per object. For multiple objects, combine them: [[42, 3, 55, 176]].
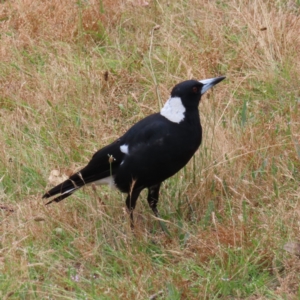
[[0, 0, 300, 299]]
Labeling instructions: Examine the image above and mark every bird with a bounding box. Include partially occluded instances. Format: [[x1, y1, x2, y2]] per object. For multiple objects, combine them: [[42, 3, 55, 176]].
[[43, 76, 225, 228]]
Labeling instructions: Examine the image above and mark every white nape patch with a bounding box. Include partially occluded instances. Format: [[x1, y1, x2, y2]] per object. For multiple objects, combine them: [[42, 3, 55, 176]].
[[93, 176, 115, 188], [120, 144, 129, 155], [160, 96, 185, 123]]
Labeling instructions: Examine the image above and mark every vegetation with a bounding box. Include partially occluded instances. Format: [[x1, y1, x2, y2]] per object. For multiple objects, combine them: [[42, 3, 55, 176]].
[[1, 0, 300, 298]]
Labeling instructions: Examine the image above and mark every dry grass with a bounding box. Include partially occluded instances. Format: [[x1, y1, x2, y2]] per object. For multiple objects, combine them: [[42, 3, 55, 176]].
[[1, 0, 300, 298]]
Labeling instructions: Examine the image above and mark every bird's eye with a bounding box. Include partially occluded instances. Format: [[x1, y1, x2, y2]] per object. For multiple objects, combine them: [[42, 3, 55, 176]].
[[192, 86, 198, 93]]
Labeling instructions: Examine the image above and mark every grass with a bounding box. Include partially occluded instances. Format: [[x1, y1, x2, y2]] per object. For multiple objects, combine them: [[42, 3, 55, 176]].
[[1, 0, 300, 298]]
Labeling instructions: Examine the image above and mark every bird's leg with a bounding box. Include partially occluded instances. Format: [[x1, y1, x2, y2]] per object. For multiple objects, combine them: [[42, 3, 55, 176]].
[[147, 183, 161, 217], [125, 189, 141, 229], [148, 183, 170, 235]]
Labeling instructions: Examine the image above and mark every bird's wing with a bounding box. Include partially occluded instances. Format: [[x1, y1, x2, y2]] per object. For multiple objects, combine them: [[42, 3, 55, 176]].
[[115, 113, 201, 191]]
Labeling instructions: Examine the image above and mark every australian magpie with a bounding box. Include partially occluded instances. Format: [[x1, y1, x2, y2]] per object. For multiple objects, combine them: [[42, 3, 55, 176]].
[[43, 76, 225, 227]]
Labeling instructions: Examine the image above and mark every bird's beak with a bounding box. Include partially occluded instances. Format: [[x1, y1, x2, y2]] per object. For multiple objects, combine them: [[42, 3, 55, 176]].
[[199, 76, 226, 95]]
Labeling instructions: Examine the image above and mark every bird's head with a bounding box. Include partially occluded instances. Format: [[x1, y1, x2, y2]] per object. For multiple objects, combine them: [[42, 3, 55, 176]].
[[170, 76, 226, 109], [160, 76, 225, 123]]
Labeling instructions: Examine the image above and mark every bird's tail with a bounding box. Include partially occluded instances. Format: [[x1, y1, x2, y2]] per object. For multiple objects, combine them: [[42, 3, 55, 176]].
[[43, 162, 116, 205], [42, 172, 86, 205]]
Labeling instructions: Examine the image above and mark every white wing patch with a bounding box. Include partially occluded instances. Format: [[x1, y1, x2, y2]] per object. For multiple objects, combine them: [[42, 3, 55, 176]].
[[120, 144, 129, 154], [160, 96, 185, 123]]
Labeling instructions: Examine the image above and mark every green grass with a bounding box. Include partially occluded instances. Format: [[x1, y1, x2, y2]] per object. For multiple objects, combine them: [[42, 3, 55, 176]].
[[1, 0, 300, 299]]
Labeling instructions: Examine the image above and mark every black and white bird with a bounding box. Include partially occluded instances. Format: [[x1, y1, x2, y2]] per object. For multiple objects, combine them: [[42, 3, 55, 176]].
[[43, 76, 225, 226]]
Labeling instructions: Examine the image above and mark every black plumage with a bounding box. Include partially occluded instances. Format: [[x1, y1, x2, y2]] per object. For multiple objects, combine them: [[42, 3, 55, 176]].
[[43, 77, 225, 227]]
